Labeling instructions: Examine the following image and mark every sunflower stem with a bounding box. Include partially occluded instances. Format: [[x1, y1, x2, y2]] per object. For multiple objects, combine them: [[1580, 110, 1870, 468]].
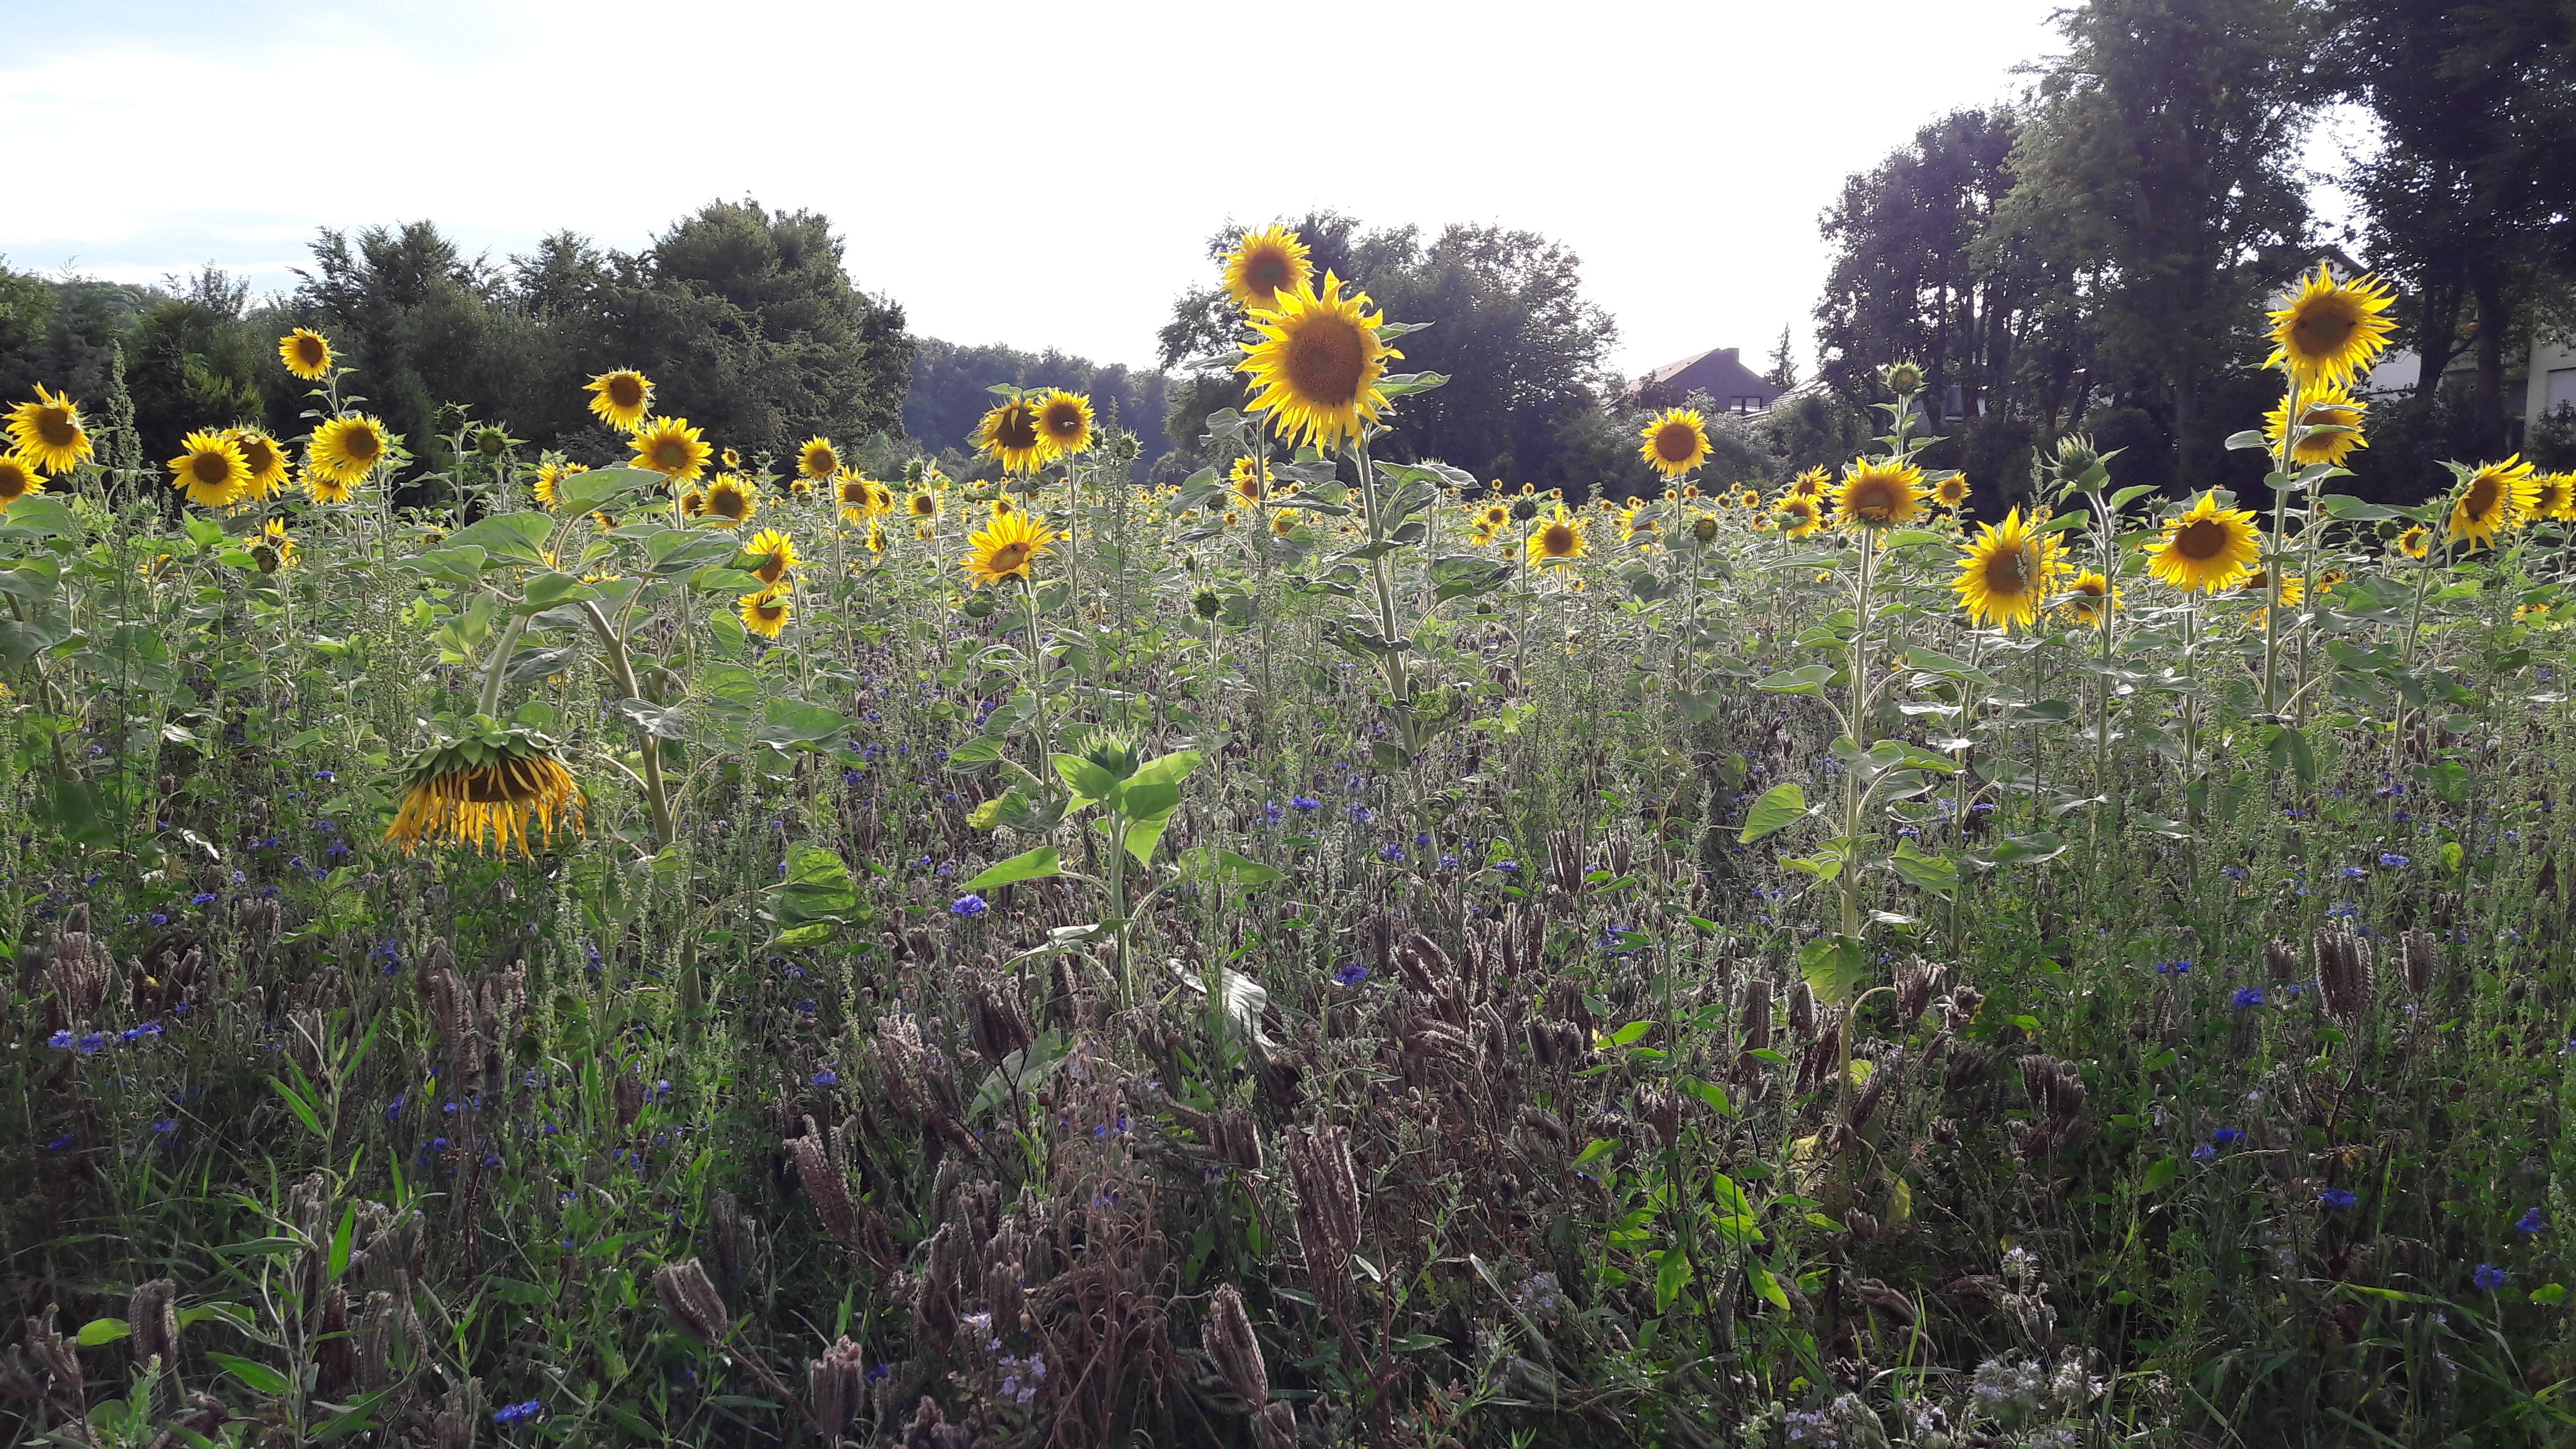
[[577, 600, 675, 850], [477, 612, 528, 720]]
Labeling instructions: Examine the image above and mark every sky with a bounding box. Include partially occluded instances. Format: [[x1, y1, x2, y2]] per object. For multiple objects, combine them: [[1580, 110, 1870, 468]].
[[5, 0, 2108, 378]]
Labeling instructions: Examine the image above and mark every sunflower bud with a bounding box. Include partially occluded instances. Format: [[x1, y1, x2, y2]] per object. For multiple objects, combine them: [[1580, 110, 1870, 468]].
[[1193, 587, 1221, 619], [1881, 360, 1926, 397], [1692, 513, 1719, 543], [474, 427, 509, 456], [1509, 496, 1540, 522], [2049, 434, 2102, 487]]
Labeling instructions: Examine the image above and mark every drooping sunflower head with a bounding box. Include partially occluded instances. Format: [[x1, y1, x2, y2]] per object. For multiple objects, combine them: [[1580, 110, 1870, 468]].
[[798, 436, 841, 482], [308, 415, 393, 485], [960, 506, 1061, 588], [252, 518, 298, 573], [907, 489, 940, 520], [1236, 272, 1399, 451], [738, 586, 793, 638], [743, 527, 801, 585], [0, 451, 44, 512], [2061, 569, 2116, 626], [530, 458, 587, 509], [384, 728, 585, 856], [1951, 507, 2066, 632], [2529, 471, 2575, 522], [227, 429, 291, 499], [1933, 473, 1971, 510], [975, 398, 1049, 474], [2265, 266, 2398, 388], [280, 328, 336, 381], [2148, 491, 2262, 593], [701, 474, 758, 529], [2449, 456, 2538, 549], [678, 489, 708, 519], [2395, 524, 2431, 560], [7, 385, 93, 474], [585, 370, 655, 432], [1221, 224, 1315, 312], [1777, 494, 1823, 539], [2264, 386, 2369, 469], [630, 417, 711, 482], [1036, 391, 1095, 457], [170, 429, 251, 509], [2237, 568, 2306, 608], [305, 469, 354, 505], [1832, 458, 1926, 530], [1637, 408, 1712, 479], [1526, 504, 1588, 567], [1788, 466, 1828, 499]]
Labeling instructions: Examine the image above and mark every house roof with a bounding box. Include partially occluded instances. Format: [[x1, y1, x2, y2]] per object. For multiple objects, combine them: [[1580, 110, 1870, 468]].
[[1635, 346, 1781, 401]]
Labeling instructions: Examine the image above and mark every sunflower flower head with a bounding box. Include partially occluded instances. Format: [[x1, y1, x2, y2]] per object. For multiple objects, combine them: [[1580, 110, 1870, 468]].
[[1832, 458, 1926, 531], [2266, 266, 2398, 389], [2265, 386, 2369, 469], [307, 415, 393, 487], [1222, 224, 1315, 313], [1036, 391, 1095, 457], [280, 328, 336, 381], [7, 385, 93, 474], [530, 458, 587, 509], [1933, 473, 1971, 510], [738, 586, 793, 638], [743, 527, 801, 586], [227, 429, 291, 500], [630, 417, 711, 482], [585, 370, 655, 433], [1237, 273, 1400, 451], [2061, 570, 2117, 626], [1952, 507, 2067, 631], [1777, 494, 1823, 539], [252, 519, 298, 573], [798, 436, 841, 482], [384, 726, 585, 856], [0, 451, 44, 512], [1788, 467, 1828, 499], [2533, 471, 2576, 522], [2448, 456, 2539, 550], [2149, 491, 2262, 594], [169, 429, 251, 509], [1638, 409, 1712, 480], [975, 398, 1050, 474], [960, 507, 1061, 588], [1526, 503, 1588, 567], [2395, 524, 2431, 560], [701, 474, 758, 529]]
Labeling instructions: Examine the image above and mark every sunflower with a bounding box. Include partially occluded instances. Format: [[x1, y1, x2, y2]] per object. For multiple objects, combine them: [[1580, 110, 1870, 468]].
[[723, 448, 743, 471], [1734, 487, 1761, 509], [905, 489, 940, 522], [307, 415, 392, 485], [743, 528, 801, 585], [678, 489, 708, 520], [2265, 265, 2398, 389], [585, 370, 655, 433], [738, 586, 793, 638], [384, 729, 585, 855], [1036, 391, 1094, 457], [701, 474, 758, 529], [2147, 492, 2261, 593], [1952, 507, 2067, 632], [6, 385, 92, 474], [1777, 494, 1823, 539], [1526, 504, 1588, 567], [2395, 524, 2430, 560], [1270, 510, 1299, 539], [1747, 509, 1777, 534], [1832, 458, 1926, 530], [1237, 273, 1400, 450], [2449, 456, 2538, 549], [960, 507, 1061, 588], [630, 417, 711, 482], [254, 518, 298, 572], [2263, 385, 2369, 468], [0, 451, 42, 512], [2060, 570, 2117, 625], [279, 328, 336, 380], [1230, 456, 1274, 506], [305, 469, 355, 505], [1221, 224, 1314, 312], [1637, 408, 1712, 479], [1933, 473, 1971, 510], [1787, 467, 1828, 499], [530, 458, 587, 508], [227, 429, 291, 500], [837, 473, 883, 525], [968, 397, 1045, 474], [798, 436, 841, 482], [168, 430, 251, 508], [2530, 471, 2576, 522]]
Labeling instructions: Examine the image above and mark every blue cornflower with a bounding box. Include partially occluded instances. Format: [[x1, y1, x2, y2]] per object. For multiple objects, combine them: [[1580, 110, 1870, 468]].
[[1378, 843, 1404, 862], [150, 1118, 177, 1135], [47, 1029, 74, 1050], [2211, 1127, 2243, 1144], [77, 1032, 105, 1055], [2190, 1144, 2216, 1162], [1494, 860, 1520, 874], [2340, 864, 2368, 879], [1346, 804, 1373, 824], [2517, 1207, 2549, 1235], [1263, 801, 1284, 825], [2232, 987, 2266, 1009], [2155, 959, 2194, 975], [190, 892, 218, 907], [1290, 795, 1321, 813], [2475, 1263, 2507, 1292], [1332, 962, 1369, 988], [951, 893, 989, 917], [2318, 1187, 2358, 1209], [812, 1067, 839, 1087], [44, 1134, 73, 1151], [2379, 852, 2409, 868]]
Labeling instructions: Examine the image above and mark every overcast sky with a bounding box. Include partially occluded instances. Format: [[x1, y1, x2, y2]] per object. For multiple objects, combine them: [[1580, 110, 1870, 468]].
[[7, 1, 2115, 376]]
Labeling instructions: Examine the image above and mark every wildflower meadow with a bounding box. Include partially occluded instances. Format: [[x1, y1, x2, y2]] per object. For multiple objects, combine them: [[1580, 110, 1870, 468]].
[[4, 225, 2576, 1449]]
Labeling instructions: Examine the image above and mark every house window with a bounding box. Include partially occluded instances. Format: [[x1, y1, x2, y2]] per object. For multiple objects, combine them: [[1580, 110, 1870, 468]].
[[2548, 368, 2576, 416], [1730, 396, 1762, 415]]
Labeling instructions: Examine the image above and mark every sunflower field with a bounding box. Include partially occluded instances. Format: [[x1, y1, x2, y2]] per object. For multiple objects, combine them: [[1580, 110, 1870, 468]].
[[2, 232, 2575, 1449]]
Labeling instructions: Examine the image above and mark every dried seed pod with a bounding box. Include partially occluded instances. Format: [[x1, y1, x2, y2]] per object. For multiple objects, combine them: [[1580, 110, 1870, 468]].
[[1206, 1283, 1269, 1406], [1287, 1126, 1362, 1284], [129, 1279, 179, 1369], [1638, 1088, 1684, 1150], [1853, 1276, 1913, 1324], [1739, 975, 1773, 1058], [2265, 938, 2297, 984], [2315, 927, 2374, 1027], [1789, 982, 1817, 1041], [1896, 959, 1946, 1026], [2400, 927, 2440, 998], [973, 977, 1033, 1065], [706, 1192, 757, 1305], [1213, 1106, 1264, 1171], [651, 1259, 730, 1345], [432, 1377, 482, 1449], [808, 1335, 867, 1438], [788, 1135, 864, 1252], [24, 1305, 80, 1400], [315, 1286, 354, 1395], [1251, 1402, 1300, 1449]]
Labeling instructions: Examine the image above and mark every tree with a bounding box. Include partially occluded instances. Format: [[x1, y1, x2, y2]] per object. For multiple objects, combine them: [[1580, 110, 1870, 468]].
[[905, 339, 1168, 483], [1764, 324, 1799, 390], [126, 268, 263, 469]]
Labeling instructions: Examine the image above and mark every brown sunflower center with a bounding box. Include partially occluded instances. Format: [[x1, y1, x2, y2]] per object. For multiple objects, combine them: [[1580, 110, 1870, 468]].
[[2172, 518, 2230, 561], [190, 452, 232, 485], [2463, 475, 2500, 521], [0, 462, 30, 497], [1043, 403, 1085, 440], [1245, 248, 1291, 296], [1848, 479, 1899, 521], [2293, 299, 2358, 356], [995, 405, 1038, 452], [988, 542, 1032, 574], [1540, 522, 1576, 556], [607, 374, 643, 408], [344, 428, 381, 462], [755, 552, 787, 583], [37, 407, 76, 447], [240, 437, 277, 474], [1286, 315, 1367, 404], [756, 598, 787, 622], [1653, 423, 1698, 464], [654, 439, 688, 468], [295, 337, 328, 369], [910, 495, 935, 516], [711, 489, 749, 520], [1984, 546, 2032, 595], [806, 447, 836, 472]]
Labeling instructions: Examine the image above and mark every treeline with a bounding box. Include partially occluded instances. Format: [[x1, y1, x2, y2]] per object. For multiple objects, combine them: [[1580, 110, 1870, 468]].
[[905, 340, 1169, 485], [1813, 0, 2576, 508], [0, 199, 911, 494]]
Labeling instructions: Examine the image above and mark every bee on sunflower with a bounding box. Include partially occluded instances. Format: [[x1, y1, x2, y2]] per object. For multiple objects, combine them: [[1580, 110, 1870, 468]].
[[2147, 492, 2261, 593], [960, 507, 1061, 588], [279, 328, 336, 381], [168, 430, 251, 509], [1222, 225, 1315, 313], [1237, 273, 1400, 450], [385, 726, 585, 855], [1036, 391, 1095, 458], [1951, 507, 2068, 632], [2447, 457, 2539, 550], [700, 474, 759, 529], [6, 385, 94, 475], [585, 370, 655, 433], [0, 451, 45, 512], [1831, 459, 1926, 531], [1637, 409, 1712, 480]]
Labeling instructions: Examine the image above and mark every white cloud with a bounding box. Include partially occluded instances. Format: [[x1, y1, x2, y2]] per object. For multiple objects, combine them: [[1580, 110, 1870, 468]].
[[3, 0, 2067, 376]]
